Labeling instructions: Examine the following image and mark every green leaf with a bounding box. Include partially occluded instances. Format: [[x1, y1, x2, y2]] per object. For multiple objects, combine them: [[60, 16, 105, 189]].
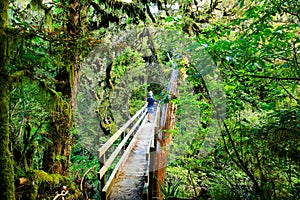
[[239, 0, 245, 8], [165, 16, 173, 22]]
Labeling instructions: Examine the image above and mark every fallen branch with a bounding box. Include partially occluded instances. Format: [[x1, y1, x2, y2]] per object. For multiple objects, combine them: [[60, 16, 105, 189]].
[[244, 74, 300, 81], [80, 165, 96, 191], [53, 187, 68, 200]]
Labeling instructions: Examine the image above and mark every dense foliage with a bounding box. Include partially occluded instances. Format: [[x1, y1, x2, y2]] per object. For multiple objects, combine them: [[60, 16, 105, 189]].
[[163, 0, 300, 199]]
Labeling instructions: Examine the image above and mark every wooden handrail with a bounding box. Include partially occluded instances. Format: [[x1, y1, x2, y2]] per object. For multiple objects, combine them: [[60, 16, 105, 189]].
[[102, 112, 147, 198], [98, 104, 148, 199], [99, 110, 147, 179], [98, 104, 147, 158]]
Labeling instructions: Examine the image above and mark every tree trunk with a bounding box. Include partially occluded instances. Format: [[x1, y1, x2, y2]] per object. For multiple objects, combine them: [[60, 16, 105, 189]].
[[0, 0, 16, 199], [154, 69, 178, 199], [43, 0, 80, 175], [43, 105, 73, 175]]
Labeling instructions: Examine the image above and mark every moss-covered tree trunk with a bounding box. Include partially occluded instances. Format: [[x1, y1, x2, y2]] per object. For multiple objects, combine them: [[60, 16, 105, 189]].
[[0, 0, 16, 199], [43, 0, 80, 175]]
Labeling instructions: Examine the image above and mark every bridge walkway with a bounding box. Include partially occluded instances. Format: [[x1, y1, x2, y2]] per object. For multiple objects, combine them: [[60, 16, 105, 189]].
[[107, 113, 156, 200]]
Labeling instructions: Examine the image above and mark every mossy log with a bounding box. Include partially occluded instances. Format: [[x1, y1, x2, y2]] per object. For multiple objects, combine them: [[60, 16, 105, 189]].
[[17, 170, 83, 200]]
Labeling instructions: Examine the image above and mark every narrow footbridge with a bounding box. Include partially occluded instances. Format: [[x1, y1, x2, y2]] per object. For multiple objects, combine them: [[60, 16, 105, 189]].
[[98, 69, 178, 200], [98, 104, 159, 200]]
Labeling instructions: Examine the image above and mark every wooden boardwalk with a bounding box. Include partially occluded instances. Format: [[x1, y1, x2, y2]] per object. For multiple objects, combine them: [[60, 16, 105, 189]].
[[99, 68, 177, 199], [108, 118, 155, 200]]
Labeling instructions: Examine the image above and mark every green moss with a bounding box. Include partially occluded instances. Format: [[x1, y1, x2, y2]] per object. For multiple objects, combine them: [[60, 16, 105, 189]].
[[22, 170, 82, 200], [0, 1, 16, 199]]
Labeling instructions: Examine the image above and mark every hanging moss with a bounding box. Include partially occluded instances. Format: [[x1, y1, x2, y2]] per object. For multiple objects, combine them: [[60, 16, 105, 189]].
[[20, 170, 82, 200], [0, 0, 16, 199], [45, 12, 53, 31]]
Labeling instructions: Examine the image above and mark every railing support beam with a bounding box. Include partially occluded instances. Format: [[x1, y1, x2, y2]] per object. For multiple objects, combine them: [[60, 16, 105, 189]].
[[99, 152, 106, 200]]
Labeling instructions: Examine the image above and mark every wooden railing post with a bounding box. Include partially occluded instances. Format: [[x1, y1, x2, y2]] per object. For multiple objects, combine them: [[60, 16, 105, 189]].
[[154, 105, 160, 151], [148, 105, 159, 199], [121, 130, 126, 150], [148, 145, 155, 199], [99, 150, 106, 200]]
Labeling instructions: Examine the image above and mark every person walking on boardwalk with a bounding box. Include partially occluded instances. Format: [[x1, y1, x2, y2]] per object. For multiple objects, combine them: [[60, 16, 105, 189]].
[[147, 91, 155, 123]]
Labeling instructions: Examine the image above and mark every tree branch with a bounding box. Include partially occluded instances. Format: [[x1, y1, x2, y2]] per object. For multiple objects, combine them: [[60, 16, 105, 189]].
[[80, 165, 96, 191], [279, 82, 299, 103], [244, 74, 300, 81], [200, 73, 266, 199], [145, 3, 156, 23], [53, 189, 69, 200], [292, 40, 300, 71], [223, 122, 265, 199]]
